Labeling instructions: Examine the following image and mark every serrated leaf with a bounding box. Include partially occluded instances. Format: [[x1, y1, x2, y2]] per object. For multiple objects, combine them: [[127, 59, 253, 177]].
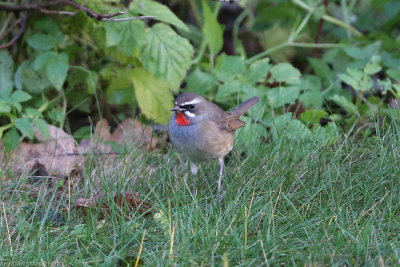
[[139, 24, 193, 91], [11, 91, 31, 103], [27, 33, 56, 51], [330, 94, 360, 116], [104, 20, 146, 57], [33, 51, 56, 71], [15, 118, 34, 139], [202, 0, 223, 56], [46, 52, 69, 90], [270, 63, 301, 84], [131, 68, 174, 124], [300, 109, 328, 125], [3, 128, 20, 152], [267, 85, 300, 108], [246, 58, 271, 84], [0, 50, 14, 92], [33, 118, 50, 140], [214, 56, 246, 81], [131, 0, 188, 31]]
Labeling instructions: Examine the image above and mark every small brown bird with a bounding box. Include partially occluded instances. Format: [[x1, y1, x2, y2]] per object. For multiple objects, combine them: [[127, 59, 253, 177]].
[[168, 92, 259, 201]]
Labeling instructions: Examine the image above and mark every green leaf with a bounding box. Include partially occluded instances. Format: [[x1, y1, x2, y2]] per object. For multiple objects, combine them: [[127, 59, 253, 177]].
[[286, 119, 312, 140], [267, 85, 300, 108], [46, 52, 69, 91], [33, 51, 56, 71], [216, 80, 242, 101], [34, 17, 60, 34], [387, 68, 400, 81], [246, 58, 271, 84], [15, 118, 34, 139], [0, 50, 14, 92], [131, 68, 174, 124], [186, 68, 216, 95], [270, 63, 301, 84], [300, 109, 328, 125], [47, 108, 65, 125], [131, 0, 188, 31], [105, 68, 135, 105], [330, 94, 360, 116], [202, 0, 223, 56], [299, 91, 324, 108], [21, 68, 45, 94], [104, 20, 147, 57], [0, 99, 11, 113], [27, 34, 56, 51], [214, 56, 246, 81], [235, 116, 268, 151], [139, 24, 193, 91], [33, 118, 50, 140], [11, 91, 31, 103], [308, 58, 335, 83], [364, 62, 381, 75], [3, 128, 20, 152]]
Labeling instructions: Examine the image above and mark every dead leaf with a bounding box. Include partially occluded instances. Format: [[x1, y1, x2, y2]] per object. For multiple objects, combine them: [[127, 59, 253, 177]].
[[76, 190, 152, 219], [109, 118, 158, 151], [0, 125, 84, 177]]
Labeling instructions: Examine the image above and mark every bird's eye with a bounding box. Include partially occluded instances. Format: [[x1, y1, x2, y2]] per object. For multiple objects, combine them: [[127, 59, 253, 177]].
[[188, 104, 196, 111]]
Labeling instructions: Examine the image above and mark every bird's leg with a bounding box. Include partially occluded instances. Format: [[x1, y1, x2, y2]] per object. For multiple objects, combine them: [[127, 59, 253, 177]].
[[216, 157, 226, 203], [190, 161, 198, 175], [190, 161, 198, 196]]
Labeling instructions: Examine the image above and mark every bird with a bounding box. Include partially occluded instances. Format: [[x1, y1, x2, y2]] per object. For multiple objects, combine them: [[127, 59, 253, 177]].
[[168, 92, 259, 201]]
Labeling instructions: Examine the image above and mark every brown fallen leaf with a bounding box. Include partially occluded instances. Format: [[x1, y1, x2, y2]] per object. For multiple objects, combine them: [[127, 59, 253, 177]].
[[88, 118, 158, 151], [0, 125, 84, 177], [76, 190, 152, 219]]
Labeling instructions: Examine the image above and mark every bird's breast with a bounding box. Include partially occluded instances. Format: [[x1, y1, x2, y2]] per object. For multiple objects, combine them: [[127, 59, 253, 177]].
[[168, 115, 234, 162]]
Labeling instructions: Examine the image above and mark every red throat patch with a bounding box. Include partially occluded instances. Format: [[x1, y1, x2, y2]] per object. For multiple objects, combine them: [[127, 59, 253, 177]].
[[175, 112, 190, 126]]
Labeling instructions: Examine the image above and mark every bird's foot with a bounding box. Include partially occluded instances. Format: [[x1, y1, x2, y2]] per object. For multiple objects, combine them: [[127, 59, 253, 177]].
[[215, 190, 226, 204]]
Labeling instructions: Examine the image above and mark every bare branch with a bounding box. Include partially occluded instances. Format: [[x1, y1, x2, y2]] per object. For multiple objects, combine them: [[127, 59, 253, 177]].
[[39, 9, 76, 16], [0, 12, 28, 49], [0, 0, 156, 21], [0, 17, 21, 42], [101, 16, 156, 22]]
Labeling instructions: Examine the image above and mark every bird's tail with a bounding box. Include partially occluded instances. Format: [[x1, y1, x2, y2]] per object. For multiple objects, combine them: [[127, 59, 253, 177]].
[[229, 97, 259, 118]]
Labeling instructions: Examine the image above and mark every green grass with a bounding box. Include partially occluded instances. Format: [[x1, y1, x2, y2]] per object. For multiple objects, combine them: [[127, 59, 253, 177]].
[[1, 123, 400, 266]]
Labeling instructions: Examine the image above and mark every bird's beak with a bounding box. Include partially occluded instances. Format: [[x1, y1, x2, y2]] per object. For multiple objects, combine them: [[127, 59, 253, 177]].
[[170, 106, 180, 112]]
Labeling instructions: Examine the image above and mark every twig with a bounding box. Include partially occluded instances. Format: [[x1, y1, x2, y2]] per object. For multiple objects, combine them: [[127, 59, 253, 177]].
[[0, 12, 27, 49], [38, 9, 76, 16], [0, 17, 21, 41], [312, 0, 329, 57], [0, 0, 156, 22]]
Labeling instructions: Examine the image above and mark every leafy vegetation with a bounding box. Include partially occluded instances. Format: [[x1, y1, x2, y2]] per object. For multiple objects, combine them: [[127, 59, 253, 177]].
[[1, 0, 400, 265]]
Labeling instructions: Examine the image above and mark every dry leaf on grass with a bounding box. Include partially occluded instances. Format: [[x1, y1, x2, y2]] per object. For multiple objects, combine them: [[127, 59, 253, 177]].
[[0, 125, 84, 177], [76, 190, 152, 219]]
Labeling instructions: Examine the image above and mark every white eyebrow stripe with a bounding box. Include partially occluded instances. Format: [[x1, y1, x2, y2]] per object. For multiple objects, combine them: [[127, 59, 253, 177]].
[[184, 111, 196, 118], [180, 98, 201, 106]]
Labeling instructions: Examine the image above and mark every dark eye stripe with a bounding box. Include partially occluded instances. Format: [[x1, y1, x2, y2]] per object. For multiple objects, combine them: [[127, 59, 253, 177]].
[[180, 104, 196, 111]]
